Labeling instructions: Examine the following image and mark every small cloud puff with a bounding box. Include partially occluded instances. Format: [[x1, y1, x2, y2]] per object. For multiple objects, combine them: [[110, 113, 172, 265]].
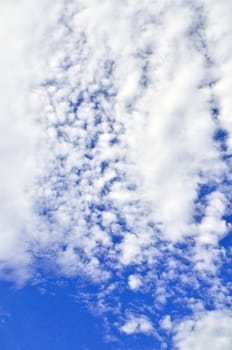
[[160, 315, 172, 331], [120, 314, 153, 335], [128, 274, 142, 291]]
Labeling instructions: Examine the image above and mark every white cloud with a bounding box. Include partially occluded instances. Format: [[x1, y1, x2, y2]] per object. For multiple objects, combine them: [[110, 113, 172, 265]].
[[128, 274, 142, 291], [160, 315, 172, 331], [121, 314, 153, 335], [0, 4, 231, 347], [174, 310, 232, 350], [0, 0, 48, 283], [193, 191, 228, 272], [203, 0, 232, 151], [20, 1, 229, 279]]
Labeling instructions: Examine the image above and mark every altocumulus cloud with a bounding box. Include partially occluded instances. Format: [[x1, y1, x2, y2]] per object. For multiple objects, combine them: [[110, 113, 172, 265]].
[[0, 0, 232, 348]]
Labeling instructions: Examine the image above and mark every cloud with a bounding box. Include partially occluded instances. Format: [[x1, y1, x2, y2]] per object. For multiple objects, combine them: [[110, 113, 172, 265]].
[[160, 315, 172, 332], [128, 274, 142, 291], [0, 0, 228, 282], [0, 0, 232, 347], [120, 314, 153, 335], [26, 0, 228, 280], [0, 0, 44, 283], [174, 309, 232, 350], [204, 0, 232, 151]]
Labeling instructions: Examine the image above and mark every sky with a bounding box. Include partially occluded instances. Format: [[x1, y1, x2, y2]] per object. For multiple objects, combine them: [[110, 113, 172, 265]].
[[0, 0, 232, 349]]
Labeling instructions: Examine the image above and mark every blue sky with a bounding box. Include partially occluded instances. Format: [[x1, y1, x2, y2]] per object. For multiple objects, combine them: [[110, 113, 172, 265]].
[[0, 0, 232, 349]]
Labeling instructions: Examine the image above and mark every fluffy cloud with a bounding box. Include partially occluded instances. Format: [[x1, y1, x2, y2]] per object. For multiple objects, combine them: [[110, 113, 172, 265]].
[[121, 314, 153, 335], [0, 0, 42, 282], [174, 310, 232, 350], [128, 274, 142, 291], [0, 0, 231, 346], [27, 0, 230, 280], [204, 0, 232, 151]]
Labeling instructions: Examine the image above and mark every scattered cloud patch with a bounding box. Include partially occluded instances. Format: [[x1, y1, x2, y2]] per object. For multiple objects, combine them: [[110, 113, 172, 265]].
[[0, 0, 231, 348], [121, 314, 153, 335]]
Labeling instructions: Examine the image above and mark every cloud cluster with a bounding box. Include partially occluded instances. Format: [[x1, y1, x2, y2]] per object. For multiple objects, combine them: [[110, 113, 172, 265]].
[[30, 0, 230, 277], [174, 310, 232, 350], [0, 0, 231, 347]]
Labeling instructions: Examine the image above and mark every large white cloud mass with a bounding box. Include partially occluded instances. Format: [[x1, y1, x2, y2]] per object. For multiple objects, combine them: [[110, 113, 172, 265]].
[[174, 310, 232, 350]]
